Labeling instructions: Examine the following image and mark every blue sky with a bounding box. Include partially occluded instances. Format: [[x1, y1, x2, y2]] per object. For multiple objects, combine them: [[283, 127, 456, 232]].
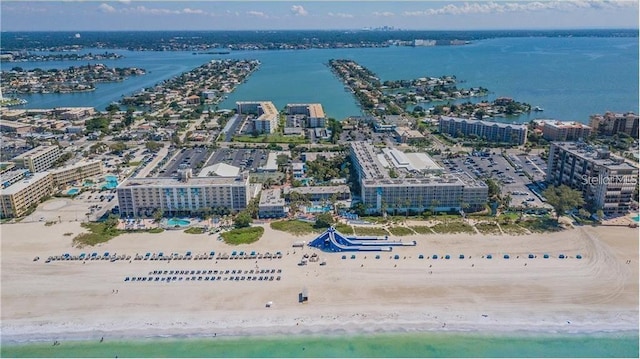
[[1, 1, 638, 31]]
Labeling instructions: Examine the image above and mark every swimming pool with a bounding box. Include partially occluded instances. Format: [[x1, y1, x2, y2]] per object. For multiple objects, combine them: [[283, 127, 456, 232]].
[[66, 188, 80, 195], [167, 218, 191, 227], [102, 175, 119, 190], [306, 205, 332, 213], [632, 215, 640, 222]]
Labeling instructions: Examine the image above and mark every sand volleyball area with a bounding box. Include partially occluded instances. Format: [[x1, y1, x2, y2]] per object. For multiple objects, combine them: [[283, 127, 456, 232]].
[[1, 220, 637, 343]]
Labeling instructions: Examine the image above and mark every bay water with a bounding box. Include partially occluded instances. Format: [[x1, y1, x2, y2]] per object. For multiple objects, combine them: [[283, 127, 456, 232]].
[[3, 36, 638, 123]]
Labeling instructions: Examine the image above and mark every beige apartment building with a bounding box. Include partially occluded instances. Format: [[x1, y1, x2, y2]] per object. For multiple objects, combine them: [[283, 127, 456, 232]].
[[236, 101, 279, 134], [50, 160, 103, 187], [0, 172, 54, 218], [13, 145, 61, 173]]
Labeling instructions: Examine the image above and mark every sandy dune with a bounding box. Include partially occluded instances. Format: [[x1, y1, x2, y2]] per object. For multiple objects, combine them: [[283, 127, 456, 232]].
[[1, 221, 637, 343]]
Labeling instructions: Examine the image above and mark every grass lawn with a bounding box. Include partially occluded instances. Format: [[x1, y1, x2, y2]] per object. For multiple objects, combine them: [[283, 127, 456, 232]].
[[220, 226, 264, 245], [409, 226, 434, 234], [184, 227, 205, 234], [334, 223, 354, 235], [387, 226, 415, 236], [353, 226, 389, 237], [475, 222, 502, 235], [73, 222, 121, 247], [431, 221, 476, 234], [270, 220, 322, 236]]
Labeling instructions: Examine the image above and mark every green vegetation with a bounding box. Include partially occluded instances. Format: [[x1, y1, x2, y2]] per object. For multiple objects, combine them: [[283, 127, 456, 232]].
[[431, 221, 475, 234], [475, 222, 502, 235], [314, 212, 335, 229], [147, 228, 164, 234], [234, 211, 252, 228], [304, 153, 349, 182], [500, 223, 529, 235], [387, 226, 415, 236], [73, 216, 121, 247], [44, 221, 57, 227], [409, 226, 434, 234], [220, 226, 264, 245], [353, 226, 389, 236], [270, 220, 322, 236], [334, 223, 354, 235], [184, 227, 205, 235], [234, 134, 308, 144], [518, 216, 563, 233], [543, 185, 586, 221], [63, 232, 73, 236]]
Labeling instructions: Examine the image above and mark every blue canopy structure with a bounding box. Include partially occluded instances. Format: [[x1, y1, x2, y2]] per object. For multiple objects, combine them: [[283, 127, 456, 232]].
[[308, 226, 416, 253]]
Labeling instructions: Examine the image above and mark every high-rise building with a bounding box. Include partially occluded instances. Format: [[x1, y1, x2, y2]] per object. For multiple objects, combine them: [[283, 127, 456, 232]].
[[546, 142, 638, 215], [350, 141, 487, 214], [538, 120, 592, 141], [13, 145, 61, 173], [117, 169, 257, 218], [438, 116, 528, 145], [0, 172, 54, 218], [589, 112, 639, 137]]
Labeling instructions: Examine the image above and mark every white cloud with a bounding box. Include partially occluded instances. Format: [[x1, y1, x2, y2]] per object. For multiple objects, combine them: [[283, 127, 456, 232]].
[[117, 0, 131, 4], [372, 11, 395, 17], [291, 5, 308, 16], [183, 8, 206, 15], [97, 3, 116, 13], [403, 0, 638, 16], [247, 10, 268, 18], [328, 12, 354, 18]]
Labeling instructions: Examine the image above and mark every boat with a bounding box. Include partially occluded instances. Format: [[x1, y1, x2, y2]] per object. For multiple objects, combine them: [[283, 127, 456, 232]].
[[533, 106, 544, 112]]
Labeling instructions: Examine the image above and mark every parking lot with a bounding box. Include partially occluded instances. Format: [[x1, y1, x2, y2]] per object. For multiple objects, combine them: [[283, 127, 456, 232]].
[[159, 146, 214, 177], [205, 148, 270, 173], [443, 151, 547, 208]]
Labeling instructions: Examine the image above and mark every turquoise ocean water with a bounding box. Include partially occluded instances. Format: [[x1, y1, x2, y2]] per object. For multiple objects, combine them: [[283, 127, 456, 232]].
[[3, 36, 638, 122], [2, 332, 638, 358]]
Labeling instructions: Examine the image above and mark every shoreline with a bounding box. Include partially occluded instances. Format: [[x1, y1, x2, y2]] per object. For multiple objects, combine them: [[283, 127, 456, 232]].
[[2, 222, 637, 348]]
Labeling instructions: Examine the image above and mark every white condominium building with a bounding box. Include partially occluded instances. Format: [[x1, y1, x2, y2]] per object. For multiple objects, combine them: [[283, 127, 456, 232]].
[[350, 141, 487, 214], [0, 172, 54, 218], [117, 170, 257, 218], [237, 101, 279, 134], [547, 142, 638, 215], [13, 145, 61, 173]]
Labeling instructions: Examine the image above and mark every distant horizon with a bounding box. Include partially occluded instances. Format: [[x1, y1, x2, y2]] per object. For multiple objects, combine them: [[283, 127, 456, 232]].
[[1, 1, 638, 32], [1, 27, 639, 32]]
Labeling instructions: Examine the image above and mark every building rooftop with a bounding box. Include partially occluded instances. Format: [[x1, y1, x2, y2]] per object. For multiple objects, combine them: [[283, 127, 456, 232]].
[[49, 160, 101, 174], [552, 142, 638, 171], [0, 120, 32, 129], [259, 189, 285, 207], [286, 103, 325, 118], [537, 120, 591, 129], [198, 163, 240, 177], [284, 185, 350, 195], [13, 145, 58, 160], [119, 175, 247, 188], [1, 172, 51, 195]]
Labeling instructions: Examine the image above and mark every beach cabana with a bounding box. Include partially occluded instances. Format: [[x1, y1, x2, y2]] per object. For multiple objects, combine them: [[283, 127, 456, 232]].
[[432, 255, 438, 260], [351, 254, 356, 259], [375, 255, 380, 259], [576, 254, 582, 259], [528, 254, 535, 259], [444, 255, 450, 260], [341, 255, 346, 260], [459, 254, 465, 259], [559, 254, 565, 259], [299, 287, 309, 303], [486, 254, 492, 259], [503, 254, 510, 259], [418, 255, 424, 259], [394, 255, 400, 260], [543, 254, 549, 259]]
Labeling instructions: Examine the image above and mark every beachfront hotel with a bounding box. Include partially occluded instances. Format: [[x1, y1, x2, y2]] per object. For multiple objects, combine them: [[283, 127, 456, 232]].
[[116, 169, 259, 218], [12, 145, 61, 173], [49, 160, 103, 187], [546, 142, 639, 215], [438, 116, 528, 145], [236, 101, 278, 134], [350, 141, 488, 214], [285, 103, 326, 128], [0, 172, 54, 218]]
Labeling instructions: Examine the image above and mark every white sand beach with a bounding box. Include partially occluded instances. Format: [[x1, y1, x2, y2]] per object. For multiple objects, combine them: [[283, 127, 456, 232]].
[[1, 221, 638, 343]]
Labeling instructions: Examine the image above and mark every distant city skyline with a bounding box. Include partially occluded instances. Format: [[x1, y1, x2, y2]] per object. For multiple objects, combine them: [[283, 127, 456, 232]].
[[1, 1, 638, 31]]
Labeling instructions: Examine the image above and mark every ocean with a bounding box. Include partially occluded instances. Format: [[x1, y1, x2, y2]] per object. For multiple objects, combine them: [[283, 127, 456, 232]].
[[2, 332, 638, 358], [2, 36, 638, 123]]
